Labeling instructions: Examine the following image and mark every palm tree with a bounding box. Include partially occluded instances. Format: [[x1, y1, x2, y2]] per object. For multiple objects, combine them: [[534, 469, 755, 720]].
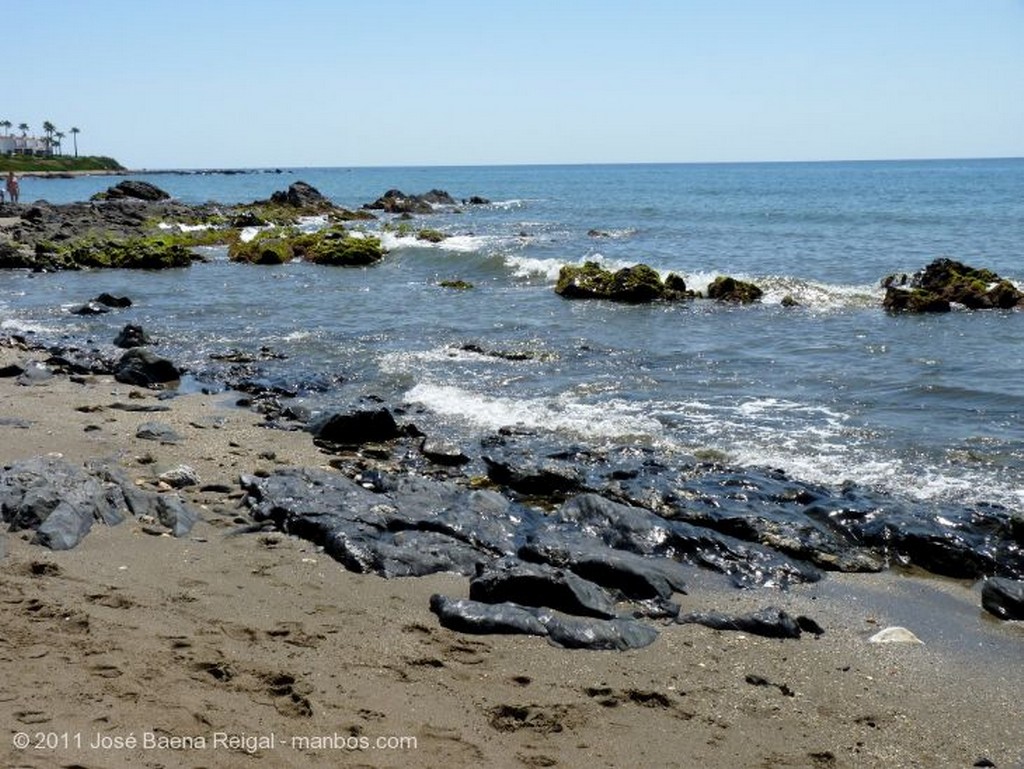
[[70, 126, 81, 157], [42, 121, 56, 155], [55, 131, 65, 156], [17, 123, 29, 136], [0, 120, 10, 136]]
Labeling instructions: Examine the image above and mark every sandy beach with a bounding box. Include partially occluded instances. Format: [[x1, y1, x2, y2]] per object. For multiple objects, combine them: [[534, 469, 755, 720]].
[[1, 341, 1022, 769]]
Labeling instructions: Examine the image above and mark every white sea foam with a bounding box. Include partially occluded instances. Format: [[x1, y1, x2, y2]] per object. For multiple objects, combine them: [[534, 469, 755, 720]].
[[239, 225, 267, 243], [657, 395, 1022, 510], [506, 253, 637, 282], [404, 383, 663, 443], [1, 318, 58, 334], [381, 231, 507, 254], [157, 221, 213, 233]]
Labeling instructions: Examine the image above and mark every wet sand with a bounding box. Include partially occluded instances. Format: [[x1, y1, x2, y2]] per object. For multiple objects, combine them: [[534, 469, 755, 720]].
[[1, 347, 1022, 769]]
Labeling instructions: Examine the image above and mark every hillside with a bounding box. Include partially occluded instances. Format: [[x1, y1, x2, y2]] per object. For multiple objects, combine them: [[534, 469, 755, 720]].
[[0, 155, 125, 174]]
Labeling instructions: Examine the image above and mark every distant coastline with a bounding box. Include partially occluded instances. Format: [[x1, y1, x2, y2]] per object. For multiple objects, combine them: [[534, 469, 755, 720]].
[[0, 155, 124, 176]]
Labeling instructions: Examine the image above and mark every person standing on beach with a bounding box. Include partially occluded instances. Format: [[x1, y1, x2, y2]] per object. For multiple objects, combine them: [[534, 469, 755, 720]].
[[5, 172, 19, 204]]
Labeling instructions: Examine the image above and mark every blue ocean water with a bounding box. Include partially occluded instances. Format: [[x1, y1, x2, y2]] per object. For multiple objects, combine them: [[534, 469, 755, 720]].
[[4, 158, 1024, 513]]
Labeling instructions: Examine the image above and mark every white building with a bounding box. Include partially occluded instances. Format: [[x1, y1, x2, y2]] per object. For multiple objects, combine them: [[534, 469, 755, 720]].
[[0, 135, 52, 156]]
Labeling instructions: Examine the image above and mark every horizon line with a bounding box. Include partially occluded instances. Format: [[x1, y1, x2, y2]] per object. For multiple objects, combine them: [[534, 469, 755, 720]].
[[118, 154, 1024, 174]]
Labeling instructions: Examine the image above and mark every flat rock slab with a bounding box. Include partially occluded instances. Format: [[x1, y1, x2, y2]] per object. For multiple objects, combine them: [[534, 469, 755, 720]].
[[0, 455, 198, 549]]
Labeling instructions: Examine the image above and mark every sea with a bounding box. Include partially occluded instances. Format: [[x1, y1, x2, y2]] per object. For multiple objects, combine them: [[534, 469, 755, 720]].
[[3, 158, 1024, 517]]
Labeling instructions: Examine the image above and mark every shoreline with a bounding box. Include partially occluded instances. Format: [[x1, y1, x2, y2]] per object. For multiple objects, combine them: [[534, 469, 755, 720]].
[[1, 347, 1022, 767]]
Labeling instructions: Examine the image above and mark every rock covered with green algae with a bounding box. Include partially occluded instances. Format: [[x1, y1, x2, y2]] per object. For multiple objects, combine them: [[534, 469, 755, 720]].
[[555, 261, 691, 303], [228, 226, 385, 267], [299, 228, 384, 266], [706, 275, 764, 304], [883, 257, 1023, 312], [67, 237, 198, 269]]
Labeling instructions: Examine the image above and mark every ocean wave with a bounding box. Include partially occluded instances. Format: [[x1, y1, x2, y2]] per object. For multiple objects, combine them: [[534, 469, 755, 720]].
[[404, 382, 664, 443]]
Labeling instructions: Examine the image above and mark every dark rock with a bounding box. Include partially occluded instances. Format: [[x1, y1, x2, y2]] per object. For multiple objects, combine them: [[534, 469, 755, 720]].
[[981, 577, 1024, 620], [554, 261, 690, 303], [92, 180, 171, 202], [114, 348, 179, 386], [0, 456, 194, 549], [362, 189, 446, 215], [470, 558, 618, 619], [420, 438, 471, 466], [518, 533, 688, 600], [135, 421, 182, 444], [242, 467, 524, 578], [556, 493, 821, 589], [269, 181, 331, 208], [429, 594, 549, 637], [71, 301, 110, 316], [311, 408, 401, 448], [483, 454, 585, 499], [706, 276, 763, 304], [882, 258, 1023, 312], [535, 609, 660, 650], [466, 196, 490, 205], [95, 292, 132, 308], [0, 363, 25, 377], [676, 607, 806, 639], [113, 324, 153, 349], [122, 486, 199, 537], [883, 287, 950, 313]]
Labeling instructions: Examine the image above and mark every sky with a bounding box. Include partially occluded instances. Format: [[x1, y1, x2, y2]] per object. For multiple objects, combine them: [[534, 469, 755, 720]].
[[4, 0, 1022, 169]]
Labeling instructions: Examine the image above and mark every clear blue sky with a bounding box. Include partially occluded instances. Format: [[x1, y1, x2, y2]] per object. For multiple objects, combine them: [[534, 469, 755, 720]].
[[5, 0, 1022, 168]]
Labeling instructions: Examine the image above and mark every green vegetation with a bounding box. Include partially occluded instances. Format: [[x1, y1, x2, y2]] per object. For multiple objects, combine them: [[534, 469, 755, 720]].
[[555, 261, 691, 303], [706, 275, 764, 304], [229, 225, 385, 267], [61, 236, 197, 269], [0, 155, 124, 173], [438, 279, 474, 290], [228, 231, 296, 265], [417, 228, 447, 243]]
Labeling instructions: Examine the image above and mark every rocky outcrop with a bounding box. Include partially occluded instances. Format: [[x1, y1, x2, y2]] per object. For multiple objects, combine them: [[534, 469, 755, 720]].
[[91, 180, 171, 202], [362, 189, 459, 215], [555, 262, 690, 303], [113, 324, 153, 349], [883, 258, 1023, 312], [310, 408, 402, 449], [0, 456, 198, 549], [113, 348, 180, 386], [229, 226, 385, 267], [269, 181, 331, 209], [706, 276, 764, 304]]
